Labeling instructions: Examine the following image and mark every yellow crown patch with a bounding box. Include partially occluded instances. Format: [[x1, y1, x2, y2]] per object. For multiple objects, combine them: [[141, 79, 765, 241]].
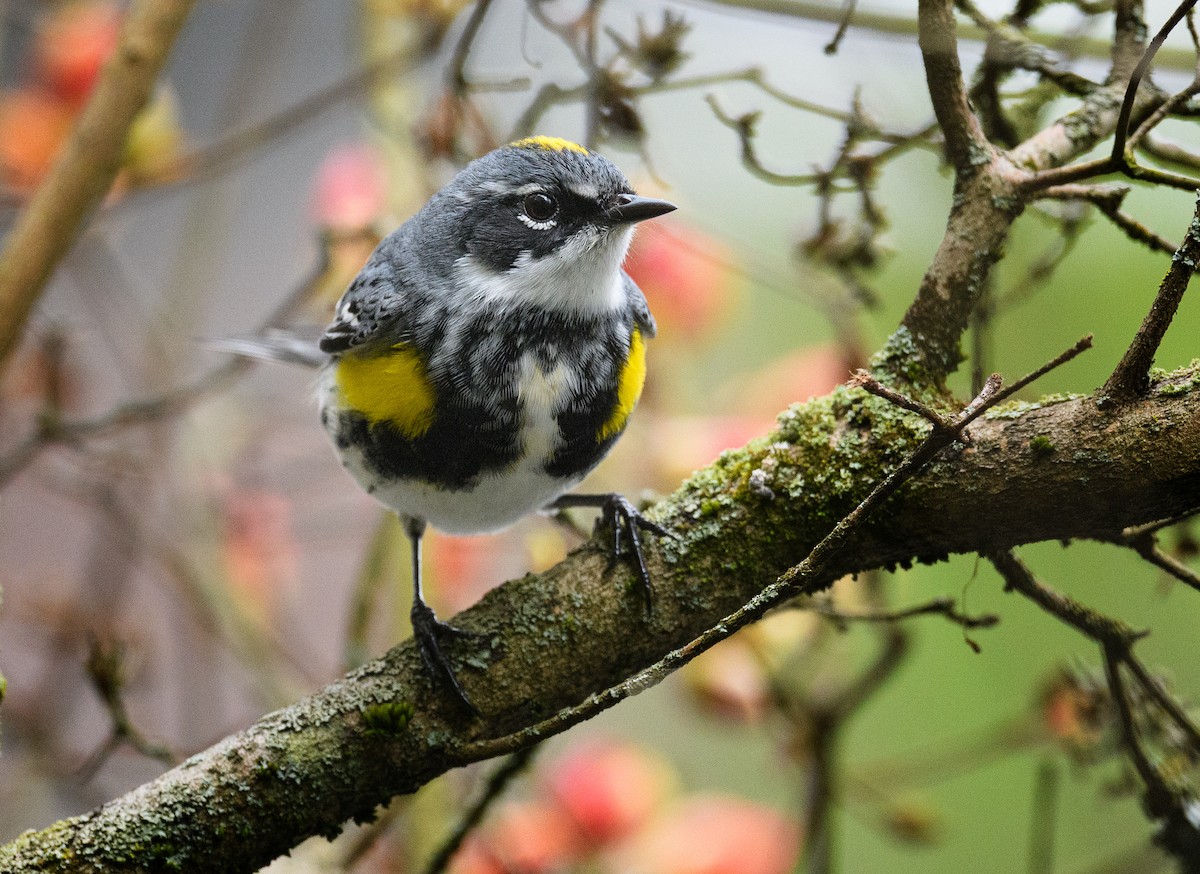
[[510, 135, 589, 155]]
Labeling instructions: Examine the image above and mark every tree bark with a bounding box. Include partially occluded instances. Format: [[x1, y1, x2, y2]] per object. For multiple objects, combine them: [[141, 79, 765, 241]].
[[2, 371, 1198, 873]]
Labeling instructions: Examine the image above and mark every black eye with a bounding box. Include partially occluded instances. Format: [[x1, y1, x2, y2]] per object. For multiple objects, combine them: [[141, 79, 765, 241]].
[[523, 192, 558, 223]]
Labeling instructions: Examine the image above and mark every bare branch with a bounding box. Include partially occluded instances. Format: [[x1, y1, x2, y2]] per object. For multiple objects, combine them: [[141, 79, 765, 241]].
[[1110, 0, 1196, 166], [811, 595, 999, 631], [1120, 530, 1200, 592], [0, 0, 197, 374], [918, 0, 993, 172], [988, 550, 1143, 647], [422, 746, 539, 874], [1102, 195, 1200, 402], [0, 234, 331, 487], [78, 635, 176, 781]]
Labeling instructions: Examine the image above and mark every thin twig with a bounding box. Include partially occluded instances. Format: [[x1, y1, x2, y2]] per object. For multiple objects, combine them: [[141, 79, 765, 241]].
[[706, 97, 818, 186], [1122, 512, 1200, 539], [1110, 0, 1198, 166], [1120, 531, 1200, 593], [983, 335, 1094, 406], [824, 0, 860, 54], [988, 550, 1143, 646], [706, 93, 936, 191], [847, 371, 951, 429], [78, 635, 176, 781], [0, 235, 331, 486], [423, 745, 540, 874], [812, 595, 1000, 630], [1092, 203, 1179, 256]]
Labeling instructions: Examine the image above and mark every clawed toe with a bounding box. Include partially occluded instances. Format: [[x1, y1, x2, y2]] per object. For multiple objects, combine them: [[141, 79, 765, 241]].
[[410, 601, 480, 715], [597, 494, 670, 613]]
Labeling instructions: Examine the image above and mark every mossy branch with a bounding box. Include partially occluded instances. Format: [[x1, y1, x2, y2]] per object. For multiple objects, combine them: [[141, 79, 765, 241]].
[[2, 369, 1199, 873]]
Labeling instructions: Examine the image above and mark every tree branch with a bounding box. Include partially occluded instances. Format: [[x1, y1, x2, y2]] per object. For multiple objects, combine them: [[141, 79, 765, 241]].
[[1102, 194, 1200, 403], [918, 0, 991, 172], [3, 372, 1199, 873], [0, 0, 197, 374]]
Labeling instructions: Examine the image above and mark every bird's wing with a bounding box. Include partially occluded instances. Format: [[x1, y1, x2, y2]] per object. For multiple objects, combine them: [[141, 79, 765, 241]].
[[319, 259, 409, 354], [622, 271, 657, 338]]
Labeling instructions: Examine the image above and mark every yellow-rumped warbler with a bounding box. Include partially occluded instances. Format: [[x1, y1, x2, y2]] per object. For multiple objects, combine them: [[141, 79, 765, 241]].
[[226, 136, 675, 712]]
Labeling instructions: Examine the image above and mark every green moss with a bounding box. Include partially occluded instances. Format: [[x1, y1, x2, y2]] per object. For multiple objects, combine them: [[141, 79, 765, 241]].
[[1151, 360, 1200, 396], [360, 701, 414, 737], [985, 392, 1084, 420], [664, 385, 933, 566], [869, 326, 928, 386], [1029, 434, 1055, 457]]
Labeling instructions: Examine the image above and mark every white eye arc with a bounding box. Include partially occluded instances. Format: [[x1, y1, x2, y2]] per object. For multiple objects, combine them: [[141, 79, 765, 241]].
[[519, 213, 557, 231], [519, 191, 559, 230]]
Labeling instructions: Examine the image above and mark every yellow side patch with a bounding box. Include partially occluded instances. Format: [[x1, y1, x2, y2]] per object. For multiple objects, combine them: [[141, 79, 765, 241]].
[[510, 135, 589, 155], [598, 328, 646, 442], [334, 344, 435, 438]]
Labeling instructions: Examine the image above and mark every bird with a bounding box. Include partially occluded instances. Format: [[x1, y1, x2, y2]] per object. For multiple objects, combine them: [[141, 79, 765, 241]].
[[223, 135, 675, 713]]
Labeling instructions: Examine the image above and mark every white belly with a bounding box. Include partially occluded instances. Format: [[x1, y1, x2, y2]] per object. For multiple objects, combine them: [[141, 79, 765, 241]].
[[365, 456, 581, 534]]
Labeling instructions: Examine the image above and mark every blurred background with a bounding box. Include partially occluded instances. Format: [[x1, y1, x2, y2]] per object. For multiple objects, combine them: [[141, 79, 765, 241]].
[[1, 0, 1199, 871]]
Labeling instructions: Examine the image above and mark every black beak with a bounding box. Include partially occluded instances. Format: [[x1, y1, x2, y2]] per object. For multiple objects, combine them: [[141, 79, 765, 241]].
[[607, 193, 677, 224]]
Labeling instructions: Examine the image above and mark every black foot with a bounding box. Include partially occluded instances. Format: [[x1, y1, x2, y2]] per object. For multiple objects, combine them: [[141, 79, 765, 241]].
[[411, 599, 480, 716], [596, 494, 672, 613]]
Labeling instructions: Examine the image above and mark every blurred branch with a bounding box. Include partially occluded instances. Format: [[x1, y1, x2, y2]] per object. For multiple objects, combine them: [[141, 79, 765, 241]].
[[448, 0, 496, 95], [919, 0, 991, 173], [800, 622, 908, 874], [706, 97, 820, 186], [133, 47, 431, 193], [1027, 760, 1061, 874], [0, 232, 341, 487], [523, 0, 608, 146], [344, 512, 407, 671], [989, 549, 1200, 866], [44, 465, 310, 708], [422, 745, 539, 874], [811, 594, 1000, 632], [78, 635, 176, 782], [0, 0, 197, 375], [696, 0, 1200, 70]]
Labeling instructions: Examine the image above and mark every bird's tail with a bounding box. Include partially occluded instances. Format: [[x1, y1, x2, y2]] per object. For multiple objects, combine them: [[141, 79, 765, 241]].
[[203, 328, 327, 369]]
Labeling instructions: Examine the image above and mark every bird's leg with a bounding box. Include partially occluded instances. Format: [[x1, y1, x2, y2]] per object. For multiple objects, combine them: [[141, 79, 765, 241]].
[[546, 493, 670, 612], [403, 515, 479, 715]]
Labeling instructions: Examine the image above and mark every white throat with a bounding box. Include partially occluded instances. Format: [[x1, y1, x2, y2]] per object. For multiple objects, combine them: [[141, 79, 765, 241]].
[[456, 225, 634, 315]]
